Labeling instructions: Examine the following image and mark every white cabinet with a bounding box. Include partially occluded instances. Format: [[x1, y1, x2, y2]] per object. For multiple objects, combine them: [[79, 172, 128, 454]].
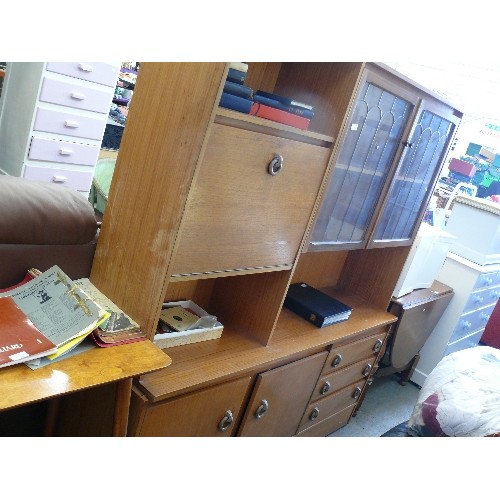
[[411, 253, 500, 386], [0, 62, 119, 196]]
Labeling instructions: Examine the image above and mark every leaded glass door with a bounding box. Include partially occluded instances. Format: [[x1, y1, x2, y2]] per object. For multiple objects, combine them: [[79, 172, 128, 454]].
[[368, 99, 460, 247], [309, 69, 418, 250]]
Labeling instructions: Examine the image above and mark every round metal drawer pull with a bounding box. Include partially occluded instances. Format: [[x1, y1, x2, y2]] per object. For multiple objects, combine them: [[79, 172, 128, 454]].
[[331, 353, 342, 368], [352, 387, 362, 400], [268, 153, 284, 176], [320, 381, 331, 395], [254, 399, 269, 419], [362, 364, 372, 377], [218, 410, 233, 432], [373, 339, 383, 352], [309, 407, 320, 421]]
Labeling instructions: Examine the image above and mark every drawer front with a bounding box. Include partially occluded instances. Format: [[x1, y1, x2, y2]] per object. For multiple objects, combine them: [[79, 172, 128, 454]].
[[444, 329, 485, 357], [170, 123, 329, 276], [324, 329, 387, 374], [298, 380, 364, 433], [23, 164, 94, 191], [46, 62, 119, 87], [464, 285, 500, 313], [449, 302, 496, 343], [474, 270, 500, 291], [33, 107, 107, 141], [39, 77, 114, 113], [310, 357, 376, 403], [296, 405, 354, 437], [28, 137, 100, 166]]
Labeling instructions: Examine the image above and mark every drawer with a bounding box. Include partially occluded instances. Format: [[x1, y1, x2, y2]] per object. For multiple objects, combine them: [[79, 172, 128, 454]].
[[310, 357, 376, 403], [444, 329, 485, 357], [297, 380, 364, 433], [23, 164, 94, 191], [296, 405, 354, 437], [473, 270, 500, 291], [28, 137, 100, 166], [449, 302, 496, 344], [33, 107, 107, 141], [39, 77, 114, 114], [464, 285, 500, 313], [323, 329, 386, 374], [170, 123, 329, 276], [46, 62, 119, 87]]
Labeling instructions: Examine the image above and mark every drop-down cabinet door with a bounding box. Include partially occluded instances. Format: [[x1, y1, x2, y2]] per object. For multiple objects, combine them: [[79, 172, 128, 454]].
[[237, 351, 328, 437]]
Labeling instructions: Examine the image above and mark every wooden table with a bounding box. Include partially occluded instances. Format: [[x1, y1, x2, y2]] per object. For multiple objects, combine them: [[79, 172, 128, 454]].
[[0, 340, 171, 436]]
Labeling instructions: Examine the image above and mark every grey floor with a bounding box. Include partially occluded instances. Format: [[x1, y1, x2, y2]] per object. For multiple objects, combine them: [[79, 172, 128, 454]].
[[328, 374, 421, 437]]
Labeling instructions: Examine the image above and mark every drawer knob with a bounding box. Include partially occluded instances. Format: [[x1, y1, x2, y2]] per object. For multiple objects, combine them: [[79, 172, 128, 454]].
[[352, 387, 362, 400], [70, 92, 86, 101], [64, 120, 80, 129], [309, 407, 320, 421], [373, 339, 383, 352], [461, 321, 472, 331], [254, 399, 269, 419], [217, 410, 233, 432], [362, 363, 372, 377], [52, 175, 67, 183], [331, 353, 342, 368], [59, 148, 73, 156], [267, 153, 283, 176], [78, 63, 93, 73], [320, 381, 331, 395]]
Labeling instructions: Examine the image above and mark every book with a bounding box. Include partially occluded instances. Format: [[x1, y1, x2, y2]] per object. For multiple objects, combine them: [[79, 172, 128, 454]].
[[254, 90, 313, 110], [249, 102, 311, 130], [223, 80, 253, 99], [253, 94, 315, 119], [284, 282, 352, 328], [0, 296, 58, 368], [227, 67, 246, 84], [159, 305, 200, 332], [229, 62, 248, 73], [0, 265, 110, 360], [220, 92, 253, 114]]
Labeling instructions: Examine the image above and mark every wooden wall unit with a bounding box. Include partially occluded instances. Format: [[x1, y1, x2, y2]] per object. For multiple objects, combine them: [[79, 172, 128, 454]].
[[90, 62, 462, 437]]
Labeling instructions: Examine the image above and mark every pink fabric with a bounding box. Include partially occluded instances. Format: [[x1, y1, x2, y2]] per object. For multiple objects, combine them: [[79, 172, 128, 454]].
[[481, 300, 500, 349]]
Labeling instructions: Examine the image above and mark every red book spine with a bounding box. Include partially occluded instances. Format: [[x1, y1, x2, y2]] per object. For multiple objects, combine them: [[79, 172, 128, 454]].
[[250, 102, 310, 130]]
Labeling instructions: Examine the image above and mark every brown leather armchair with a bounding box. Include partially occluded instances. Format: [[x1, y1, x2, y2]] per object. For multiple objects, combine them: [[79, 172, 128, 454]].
[[0, 175, 99, 289]]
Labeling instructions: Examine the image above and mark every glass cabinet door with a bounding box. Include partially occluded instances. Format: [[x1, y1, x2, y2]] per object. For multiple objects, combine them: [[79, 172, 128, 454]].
[[369, 101, 460, 247], [309, 70, 417, 250]]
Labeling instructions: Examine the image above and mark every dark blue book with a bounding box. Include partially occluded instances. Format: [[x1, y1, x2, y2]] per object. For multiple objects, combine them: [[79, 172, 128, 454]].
[[255, 90, 313, 111], [284, 282, 352, 328], [227, 67, 246, 84], [253, 94, 315, 119], [223, 80, 253, 99], [219, 92, 253, 114]]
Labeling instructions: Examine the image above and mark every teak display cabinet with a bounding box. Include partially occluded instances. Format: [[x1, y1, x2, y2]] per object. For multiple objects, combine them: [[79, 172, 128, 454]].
[[87, 62, 462, 437]]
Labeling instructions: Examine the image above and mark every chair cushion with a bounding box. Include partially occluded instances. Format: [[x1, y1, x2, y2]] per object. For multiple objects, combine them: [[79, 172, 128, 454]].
[[0, 176, 97, 245]]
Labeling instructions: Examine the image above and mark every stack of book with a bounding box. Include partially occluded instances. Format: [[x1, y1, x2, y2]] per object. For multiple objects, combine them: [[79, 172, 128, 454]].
[[284, 282, 352, 328], [250, 90, 314, 130], [219, 62, 254, 114]]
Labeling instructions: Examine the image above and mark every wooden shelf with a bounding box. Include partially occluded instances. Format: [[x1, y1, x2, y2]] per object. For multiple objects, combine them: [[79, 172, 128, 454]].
[[137, 292, 397, 403]]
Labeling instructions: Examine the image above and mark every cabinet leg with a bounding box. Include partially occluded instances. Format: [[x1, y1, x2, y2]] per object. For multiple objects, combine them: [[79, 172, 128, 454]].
[[113, 378, 133, 437], [399, 354, 419, 386]]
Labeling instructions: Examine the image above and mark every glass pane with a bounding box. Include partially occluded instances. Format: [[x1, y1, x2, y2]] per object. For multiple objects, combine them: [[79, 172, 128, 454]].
[[374, 110, 454, 242], [310, 80, 413, 246]]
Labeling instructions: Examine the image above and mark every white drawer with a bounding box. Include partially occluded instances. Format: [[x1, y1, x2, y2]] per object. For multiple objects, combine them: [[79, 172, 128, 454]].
[[39, 77, 114, 114], [24, 164, 94, 192], [33, 107, 107, 141], [449, 302, 496, 343], [444, 329, 485, 357], [473, 270, 500, 291], [45, 62, 119, 87], [465, 285, 500, 313], [28, 137, 100, 166]]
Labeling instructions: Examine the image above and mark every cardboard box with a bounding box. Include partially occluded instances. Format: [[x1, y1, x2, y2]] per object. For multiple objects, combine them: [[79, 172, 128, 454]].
[[153, 300, 223, 348]]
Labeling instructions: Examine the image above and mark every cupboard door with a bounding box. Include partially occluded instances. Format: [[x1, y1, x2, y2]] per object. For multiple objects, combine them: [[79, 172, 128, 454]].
[[237, 351, 328, 437], [369, 100, 460, 247], [170, 124, 329, 277], [309, 69, 417, 250], [134, 376, 251, 437]]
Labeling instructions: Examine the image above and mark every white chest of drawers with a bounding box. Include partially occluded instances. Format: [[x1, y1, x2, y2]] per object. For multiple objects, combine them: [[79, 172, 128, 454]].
[[0, 62, 119, 196], [411, 253, 500, 386]]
